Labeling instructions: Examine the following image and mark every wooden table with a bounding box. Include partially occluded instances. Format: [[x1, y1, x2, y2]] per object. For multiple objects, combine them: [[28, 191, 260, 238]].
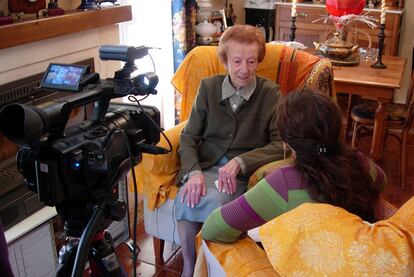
[[333, 55, 406, 160]]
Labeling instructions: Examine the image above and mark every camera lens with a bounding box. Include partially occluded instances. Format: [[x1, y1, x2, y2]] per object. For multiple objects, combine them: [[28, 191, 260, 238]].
[[133, 72, 158, 94]]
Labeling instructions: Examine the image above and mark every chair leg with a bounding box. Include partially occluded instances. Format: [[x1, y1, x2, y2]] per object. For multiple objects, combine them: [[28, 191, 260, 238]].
[[400, 129, 408, 190], [351, 121, 360, 148], [153, 237, 165, 263]]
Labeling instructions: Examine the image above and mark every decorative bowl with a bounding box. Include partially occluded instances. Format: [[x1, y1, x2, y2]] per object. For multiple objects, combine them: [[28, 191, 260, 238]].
[[314, 32, 358, 59], [195, 20, 217, 38]]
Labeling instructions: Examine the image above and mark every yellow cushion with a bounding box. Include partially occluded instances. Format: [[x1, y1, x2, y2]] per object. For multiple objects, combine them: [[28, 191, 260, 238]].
[[199, 235, 279, 277], [259, 197, 414, 276], [247, 158, 294, 189]]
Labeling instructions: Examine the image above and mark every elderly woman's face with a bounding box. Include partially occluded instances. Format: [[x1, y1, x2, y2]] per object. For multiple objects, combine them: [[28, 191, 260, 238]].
[[225, 41, 259, 90]]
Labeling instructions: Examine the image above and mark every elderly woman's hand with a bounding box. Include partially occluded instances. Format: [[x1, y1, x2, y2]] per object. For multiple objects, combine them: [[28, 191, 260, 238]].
[[180, 173, 206, 208], [218, 158, 241, 195]]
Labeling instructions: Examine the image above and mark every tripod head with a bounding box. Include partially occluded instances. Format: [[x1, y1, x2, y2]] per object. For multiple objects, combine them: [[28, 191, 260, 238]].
[[56, 186, 125, 238], [57, 196, 128, 277]]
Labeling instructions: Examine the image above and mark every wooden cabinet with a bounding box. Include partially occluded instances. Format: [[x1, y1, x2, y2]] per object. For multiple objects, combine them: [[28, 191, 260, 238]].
[[275, 3, 404, 55], [276, 5, 330, 47]]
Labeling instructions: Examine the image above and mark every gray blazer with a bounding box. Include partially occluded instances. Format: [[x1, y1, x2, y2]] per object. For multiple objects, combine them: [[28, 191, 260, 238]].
[[177, 74, 284, 183]]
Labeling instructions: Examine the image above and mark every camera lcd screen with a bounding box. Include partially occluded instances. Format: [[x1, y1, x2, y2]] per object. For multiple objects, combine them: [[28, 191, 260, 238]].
[[40, 63, 89, 92]]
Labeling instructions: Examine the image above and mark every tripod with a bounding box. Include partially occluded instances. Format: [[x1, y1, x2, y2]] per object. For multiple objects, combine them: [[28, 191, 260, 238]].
[[56, 199, 128, 277]]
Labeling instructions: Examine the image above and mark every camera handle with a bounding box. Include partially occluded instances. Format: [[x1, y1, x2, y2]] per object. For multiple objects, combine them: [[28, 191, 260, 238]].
[[56, 199, 127, 277]]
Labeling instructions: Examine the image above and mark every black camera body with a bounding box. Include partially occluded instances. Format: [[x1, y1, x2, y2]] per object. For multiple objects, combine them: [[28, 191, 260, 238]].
[[16, 103, 159, 206], [0, 45, 161, 209]]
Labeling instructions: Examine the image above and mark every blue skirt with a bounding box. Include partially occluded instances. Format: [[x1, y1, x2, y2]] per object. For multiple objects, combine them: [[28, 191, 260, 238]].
[[174, 158, 248, 223]]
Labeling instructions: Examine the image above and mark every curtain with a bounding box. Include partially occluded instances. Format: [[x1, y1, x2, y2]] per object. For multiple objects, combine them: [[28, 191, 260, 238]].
[[171, 0, 197, 124]]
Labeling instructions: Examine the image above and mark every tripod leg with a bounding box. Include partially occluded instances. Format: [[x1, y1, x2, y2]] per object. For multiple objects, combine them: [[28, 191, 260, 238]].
[[123, 238, 140, 257], [89, 231, 127, 277], [56, 239, 79, 277]]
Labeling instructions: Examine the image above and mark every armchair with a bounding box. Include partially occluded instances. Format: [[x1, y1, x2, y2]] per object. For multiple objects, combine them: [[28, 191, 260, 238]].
[[130, 43, 335, 262]]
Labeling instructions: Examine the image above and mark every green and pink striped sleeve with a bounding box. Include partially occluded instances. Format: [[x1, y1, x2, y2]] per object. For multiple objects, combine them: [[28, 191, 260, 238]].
[[201, 165, 312, 243]]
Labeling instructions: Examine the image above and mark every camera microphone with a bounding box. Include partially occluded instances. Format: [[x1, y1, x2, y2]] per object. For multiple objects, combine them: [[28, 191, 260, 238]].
[[139, 144, 169, 155], [99, 45, 149, 62]]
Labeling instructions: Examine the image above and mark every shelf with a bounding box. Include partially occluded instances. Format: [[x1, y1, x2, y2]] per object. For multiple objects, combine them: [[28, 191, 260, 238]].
[[5, 206, 57, 243], [0, 5, 132, 49]]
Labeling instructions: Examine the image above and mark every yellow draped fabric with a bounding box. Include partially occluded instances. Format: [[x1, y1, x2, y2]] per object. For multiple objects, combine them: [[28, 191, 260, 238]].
[[171, 44, 284, 121], [128, 122, 185, 210], [259, 197, 414, 276], [196, 198, 411, 276], [195, 233, 279, 277], [172, 43, 326, 122], [171, 45, 226, 122]]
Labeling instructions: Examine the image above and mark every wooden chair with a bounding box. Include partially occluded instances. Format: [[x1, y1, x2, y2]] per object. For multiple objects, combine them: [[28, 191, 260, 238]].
[[350, 71, 414, 189], [346, 28, 373, 50]]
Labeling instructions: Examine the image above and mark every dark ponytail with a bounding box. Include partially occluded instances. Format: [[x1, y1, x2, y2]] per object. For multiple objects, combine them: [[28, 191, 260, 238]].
[[277, 89, 381, 222]]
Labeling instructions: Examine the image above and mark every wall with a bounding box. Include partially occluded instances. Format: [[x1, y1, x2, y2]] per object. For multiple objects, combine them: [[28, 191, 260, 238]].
[[121, 0, 175, 129], [232, 0, 245, 25]]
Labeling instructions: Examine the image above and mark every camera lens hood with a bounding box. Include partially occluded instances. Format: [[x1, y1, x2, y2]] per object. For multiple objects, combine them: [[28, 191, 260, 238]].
[[0, 103, 45, 147]]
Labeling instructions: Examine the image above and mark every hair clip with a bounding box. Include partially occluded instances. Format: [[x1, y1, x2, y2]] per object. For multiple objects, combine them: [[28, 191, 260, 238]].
[[316, 144, 327, 155]]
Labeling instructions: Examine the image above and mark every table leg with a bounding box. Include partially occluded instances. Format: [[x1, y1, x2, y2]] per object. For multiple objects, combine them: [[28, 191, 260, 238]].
[[370, 101, 387, 161]]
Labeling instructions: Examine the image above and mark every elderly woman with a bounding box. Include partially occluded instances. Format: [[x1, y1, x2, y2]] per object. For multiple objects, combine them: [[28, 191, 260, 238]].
[[202, 89, 386, 243], [175, 25, 283, 276]]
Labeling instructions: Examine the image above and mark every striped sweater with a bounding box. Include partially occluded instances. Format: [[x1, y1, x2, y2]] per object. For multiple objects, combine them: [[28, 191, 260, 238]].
[[201, 155, 386, 243]]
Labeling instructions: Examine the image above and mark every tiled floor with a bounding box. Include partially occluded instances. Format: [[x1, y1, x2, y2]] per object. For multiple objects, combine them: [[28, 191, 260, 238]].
[[115, 133, 414, 277], [115, 217, 183, 277]]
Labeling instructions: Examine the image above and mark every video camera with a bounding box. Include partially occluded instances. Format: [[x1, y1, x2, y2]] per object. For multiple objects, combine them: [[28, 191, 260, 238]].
[[0, 45, 163, 231]]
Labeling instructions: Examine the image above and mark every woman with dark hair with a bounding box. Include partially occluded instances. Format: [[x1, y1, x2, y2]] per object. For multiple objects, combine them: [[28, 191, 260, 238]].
[[202, 88, 386, 243]]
